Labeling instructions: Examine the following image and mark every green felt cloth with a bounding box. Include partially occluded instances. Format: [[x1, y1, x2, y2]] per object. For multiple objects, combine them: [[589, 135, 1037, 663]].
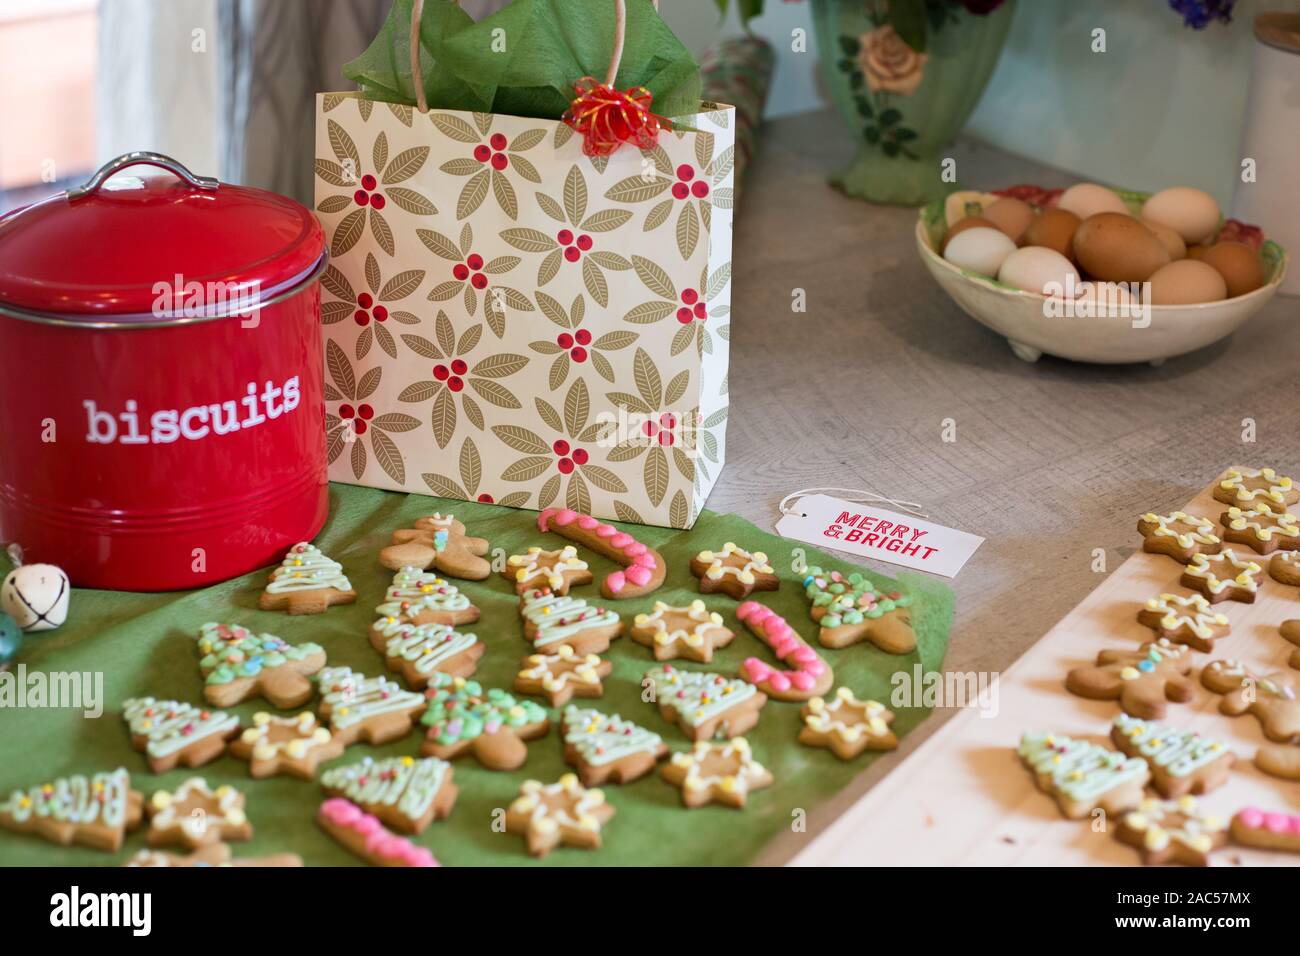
[[0, 484, 952, 866]]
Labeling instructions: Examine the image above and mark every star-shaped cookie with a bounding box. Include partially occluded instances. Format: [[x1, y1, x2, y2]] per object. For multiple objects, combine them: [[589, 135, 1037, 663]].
[[1137, 593, 1230, 651], [630, 600, 733, 663], [1213, 466, 1298, 514], [229, 711, 345, 780], [1116, 795, 1227, 866], [689, 543, 779, 599], [502, 546, 592, 595], [1179, 549, 1261, 604], [1221, 504, 1300, 555], [505, 774, 615, 858], [1138, 510, 1222, 564], [146, 778, 251, 850], [798, 688, 898, 760], [514, 645, 612, 707], [661, 738, 774, 809]]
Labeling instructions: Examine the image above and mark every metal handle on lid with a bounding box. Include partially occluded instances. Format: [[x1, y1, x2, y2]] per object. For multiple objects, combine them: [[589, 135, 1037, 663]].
[[67, 151, 219, 201]]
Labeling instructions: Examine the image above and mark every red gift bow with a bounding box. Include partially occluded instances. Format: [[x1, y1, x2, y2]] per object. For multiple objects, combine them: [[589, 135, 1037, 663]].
[[562, 76, 669, 157]]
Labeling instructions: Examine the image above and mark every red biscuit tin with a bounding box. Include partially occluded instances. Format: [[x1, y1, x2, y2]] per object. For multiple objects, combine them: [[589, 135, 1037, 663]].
[[0, 152, 329, 591]]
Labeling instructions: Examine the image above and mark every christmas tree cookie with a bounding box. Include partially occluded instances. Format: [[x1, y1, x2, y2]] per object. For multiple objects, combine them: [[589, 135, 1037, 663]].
[[259, 542, 357, 615], [561, 705, 669, 786], [229, 711, 346, 780], [146, 778, 251, 850], [0, 768, 143, 852], [799, 688, 898, 760], [802, 566, 915, 653], [420, 673, 550, 770], [122, 697, 240, 773], [317, 666, 426, 746], [372, 566, 479, 632], [631, 600, 733, 663], [514, 645, 612, 707], [645, 665, 767, 741], [662, 738, 774, 809], [321, 755, 457, 834], [379, 513, 491, 580], [1109, 714, 1234, 798], [195, 622, 326, 709], [505, 775, 615, 858], [369, 620, 485, 687], [519, 587, 622, 654], [1018, 731, 1150, 819]]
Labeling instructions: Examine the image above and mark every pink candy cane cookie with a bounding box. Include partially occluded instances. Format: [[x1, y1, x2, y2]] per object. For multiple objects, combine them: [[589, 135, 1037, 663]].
[[1231, 806, 1300, 854], [317, 798, 439, 867], [735, 601, 834, 702], [537, 508, 666, 600]]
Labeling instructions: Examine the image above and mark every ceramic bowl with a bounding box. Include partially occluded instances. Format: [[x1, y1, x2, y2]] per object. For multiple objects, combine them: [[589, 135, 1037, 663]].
[[916, 194, 1288, 366]]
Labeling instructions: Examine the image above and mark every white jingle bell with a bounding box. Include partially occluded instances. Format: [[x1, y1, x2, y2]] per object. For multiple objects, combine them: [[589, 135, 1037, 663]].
[[1, 554, 70, 632]]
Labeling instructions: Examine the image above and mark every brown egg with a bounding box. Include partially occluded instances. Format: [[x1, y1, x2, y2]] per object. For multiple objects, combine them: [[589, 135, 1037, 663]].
[[980, 198, 1035, 245], [1148, 259, 1227, 305], [1198, 241, 1264, 298], [1072, 213, 1171, 283], [1143, 219, 1187, 261], [942, 216, 998, 254], [1023, 208, 1082, 258], [1185, 244, 1211, 261]]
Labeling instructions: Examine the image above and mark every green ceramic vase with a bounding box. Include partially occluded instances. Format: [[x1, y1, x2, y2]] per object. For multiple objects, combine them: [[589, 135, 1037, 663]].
[[812, 0, 1016, 206]]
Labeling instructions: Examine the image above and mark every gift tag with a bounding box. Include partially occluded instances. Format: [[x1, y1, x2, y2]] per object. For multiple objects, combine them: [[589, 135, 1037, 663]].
[[775, 491, 982, 578]]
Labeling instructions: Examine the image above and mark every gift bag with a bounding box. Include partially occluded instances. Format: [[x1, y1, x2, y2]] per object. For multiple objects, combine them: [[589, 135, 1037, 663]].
[[314, 0, 733, 528]]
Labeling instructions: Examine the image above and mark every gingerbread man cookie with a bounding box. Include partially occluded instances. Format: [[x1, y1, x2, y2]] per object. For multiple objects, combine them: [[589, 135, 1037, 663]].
[[1116, 796, 1227, 866], [373, 566, 480, 629], [1018, 732, 1150, 819], [317, 798, 439, 867], [146, 778, 251, 850], [1221, 504, 1300, 555], [229, 711, 346, 780], [122, 697, 240, 773], [519, 587, 622, 654], [1137, 510, 1222, 564], [1065, 639, 1195, 720], [321, 755, 457, 834], [420, 673, 549, 770], [799, 688, 898, 760], [1179, 550, 1261, 605], [369, 619, 485, 688], [1213, 466, 1298, 514], [503, 546, 592, 595], [259, 542, 357, 614], [689, 542, 778, 600], [514, 645, 612, 707], [317, 666, 426, 746], [124, 845, 303, 867], [802, 566, 915, 653], [505, 775, 615, 858], [631, 600, 733, 663], [379, 513, 490, 580], [661, 738, 774, 809], [1136, 593, 1230, 652], [1270, 551, 1300, 587], [646, 665, 767, 741], [0, 768, 143, 853], [1253, 744, 1300, 781], [1231, 806, 1300, 854], [195, 622, 326, 709], [1201, 660, 1300, 742], [1109, 714, 1234, 798], [735, 601, 834, 702], [561, 705, 669, 786], [538, 508, 666, 599]]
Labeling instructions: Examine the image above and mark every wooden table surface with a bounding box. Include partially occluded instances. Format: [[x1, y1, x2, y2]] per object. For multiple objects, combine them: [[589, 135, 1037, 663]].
[[712, 109, 1300, 866]]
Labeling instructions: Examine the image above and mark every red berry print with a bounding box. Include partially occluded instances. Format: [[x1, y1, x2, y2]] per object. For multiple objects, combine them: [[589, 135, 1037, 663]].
[[353, 291, 390, 326], [477, 493, 494, 503], [337, 402, 375, 435], [451, 359, 468, 376], [358, 293, 374, 309], [676, 288, 707, 324], [555, 229, 592, 262], [641, 411, 679, 447], [490, 133, 508, 151], [570, 346, 587, 362], [556, 325, 591, 361], [448, 377, 464, 392], [353, 173, 386, 207], [477, 133, 512, 171], [370, 194, 386, 210], [474, 145, 491, 163], [674, 164, 708, 200], [361, 175, 377, 191], [557, 332, 574, 349], [564, 246, 580, 262], [572, 449, 589, 465], [455, 251, 490, 290], [490, 153, 508, 171], [354, 189, 370, 206], [575, 329, 592, 346], [553, 440, 570, 456], [433, 364, 450, 381]]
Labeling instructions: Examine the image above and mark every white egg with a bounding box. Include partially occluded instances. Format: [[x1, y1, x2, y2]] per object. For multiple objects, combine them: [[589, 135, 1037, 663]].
[[1057, 183, 1130, 220], [997, 247, 1081, 295], [942, 227, 1016, 277], [1141, 187, 1220, 245]]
